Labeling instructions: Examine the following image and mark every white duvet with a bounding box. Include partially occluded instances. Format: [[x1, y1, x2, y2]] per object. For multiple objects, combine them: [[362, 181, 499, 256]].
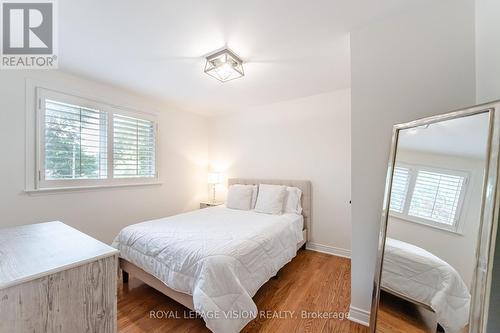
[[382, 238, 471, 333], [112, 206, 303, 333]]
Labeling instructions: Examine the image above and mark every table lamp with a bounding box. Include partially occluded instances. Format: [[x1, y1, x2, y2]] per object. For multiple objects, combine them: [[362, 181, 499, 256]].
[[207, 172, 222, 203]]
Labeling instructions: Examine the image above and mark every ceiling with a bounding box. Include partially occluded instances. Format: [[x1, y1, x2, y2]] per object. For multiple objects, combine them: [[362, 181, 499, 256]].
[[398, 112, 490, 159], [59, 0, 421, 116]]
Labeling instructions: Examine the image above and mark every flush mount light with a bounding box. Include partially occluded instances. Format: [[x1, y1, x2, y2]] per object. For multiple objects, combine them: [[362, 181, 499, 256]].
[[204, 48, 244, 82]]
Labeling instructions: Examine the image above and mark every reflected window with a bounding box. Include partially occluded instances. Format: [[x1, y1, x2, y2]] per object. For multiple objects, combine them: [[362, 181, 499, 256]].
[[409, 170, 465, 226], [389, 164, 468, 232], [389, 166, 411, 213]]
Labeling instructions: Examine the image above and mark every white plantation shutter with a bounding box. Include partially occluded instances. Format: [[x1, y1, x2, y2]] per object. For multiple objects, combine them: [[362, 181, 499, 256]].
[[37, 88, 159, 189], [408, 170, 465, 225], [389, 166, 410, 213], [113, 114, 156, 178], [44, 99, 107, 180], [388, 162, 468, 232]]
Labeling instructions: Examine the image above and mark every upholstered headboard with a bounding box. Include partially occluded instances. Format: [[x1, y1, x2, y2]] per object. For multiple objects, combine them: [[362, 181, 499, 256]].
[[228, 178, 312, 240]]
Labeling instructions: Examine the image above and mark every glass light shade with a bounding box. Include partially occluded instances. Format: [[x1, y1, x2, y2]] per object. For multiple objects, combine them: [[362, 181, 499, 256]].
[[204, 49, 244, 82], [208, 172, 223, 184]]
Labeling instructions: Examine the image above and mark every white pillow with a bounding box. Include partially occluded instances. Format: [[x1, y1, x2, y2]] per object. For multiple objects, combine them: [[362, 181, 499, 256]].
[[284, 187, 303, 214], [254, 184, 287, 215], [226, 185, 254, 210], [230, 184, 258, 208]]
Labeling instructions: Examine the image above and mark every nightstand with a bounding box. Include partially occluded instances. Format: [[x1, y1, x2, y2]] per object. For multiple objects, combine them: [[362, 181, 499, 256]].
[[200, 201, 224, 209]]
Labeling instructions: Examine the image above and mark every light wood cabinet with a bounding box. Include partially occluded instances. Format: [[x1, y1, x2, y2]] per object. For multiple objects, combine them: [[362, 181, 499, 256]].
[[0, 222, 118, 333]]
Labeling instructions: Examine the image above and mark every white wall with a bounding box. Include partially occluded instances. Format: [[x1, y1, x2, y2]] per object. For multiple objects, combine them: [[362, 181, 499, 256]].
[[476, 0, 500, 104], [387, 150, 484, 288], [0, 70, 208, 244], [350, 0, 476, 324], [208, 89, 351, 255], [476, 1, 500, 331]]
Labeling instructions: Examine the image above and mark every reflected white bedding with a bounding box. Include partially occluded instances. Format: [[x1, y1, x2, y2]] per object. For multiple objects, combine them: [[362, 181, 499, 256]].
[[382, 238, 471, 333], [112, 206, 303, 333]]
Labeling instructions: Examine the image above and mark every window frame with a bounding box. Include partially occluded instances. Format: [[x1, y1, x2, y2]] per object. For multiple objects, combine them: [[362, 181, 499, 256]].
[[389, 163, 469, 234], [34, 87, 160, 191]]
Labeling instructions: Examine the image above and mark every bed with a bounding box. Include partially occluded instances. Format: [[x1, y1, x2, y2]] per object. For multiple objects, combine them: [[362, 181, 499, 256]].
[[381, 238, 471, 333], [112, 178, 311, 333]]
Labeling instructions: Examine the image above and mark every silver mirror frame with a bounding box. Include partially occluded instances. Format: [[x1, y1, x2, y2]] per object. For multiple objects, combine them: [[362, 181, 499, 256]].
[[369, 101, 500, 333]]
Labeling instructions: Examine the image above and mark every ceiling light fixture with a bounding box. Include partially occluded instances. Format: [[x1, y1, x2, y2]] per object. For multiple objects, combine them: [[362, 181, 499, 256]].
[[204, 48, 244, 82]]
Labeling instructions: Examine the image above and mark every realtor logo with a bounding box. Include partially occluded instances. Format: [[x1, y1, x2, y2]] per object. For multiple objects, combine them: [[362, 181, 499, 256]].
[[1, 0, 57, 69]]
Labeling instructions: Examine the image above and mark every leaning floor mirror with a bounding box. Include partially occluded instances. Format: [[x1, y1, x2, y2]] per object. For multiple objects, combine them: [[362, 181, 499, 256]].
[[370, 102, 500, 333]]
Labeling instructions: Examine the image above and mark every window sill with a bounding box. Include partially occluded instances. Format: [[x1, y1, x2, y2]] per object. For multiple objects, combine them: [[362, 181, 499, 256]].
[[389, 212, 463, 236], [24, 182, 163, 195]]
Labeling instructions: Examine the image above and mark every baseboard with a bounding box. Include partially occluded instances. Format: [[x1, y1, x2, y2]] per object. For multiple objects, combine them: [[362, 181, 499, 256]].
[[348, 305, 370, 327], [306, 242, 351, 259]]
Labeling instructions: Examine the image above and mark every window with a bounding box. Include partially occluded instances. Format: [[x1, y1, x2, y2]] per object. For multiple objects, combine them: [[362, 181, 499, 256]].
[[113, 114, 156, 178], [44, 99, 108, 180], [389, 164, 468, 233], [36, 88, 158, 189]]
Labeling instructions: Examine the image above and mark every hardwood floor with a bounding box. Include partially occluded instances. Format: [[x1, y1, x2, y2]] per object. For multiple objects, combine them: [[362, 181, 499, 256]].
[[117, 250, 368, 333], [376, 291, 467, 333], [377, 291, 437, 333]]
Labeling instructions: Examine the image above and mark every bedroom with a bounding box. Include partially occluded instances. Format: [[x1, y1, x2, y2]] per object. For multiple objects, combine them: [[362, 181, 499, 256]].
[[0, 1, 499, 333]]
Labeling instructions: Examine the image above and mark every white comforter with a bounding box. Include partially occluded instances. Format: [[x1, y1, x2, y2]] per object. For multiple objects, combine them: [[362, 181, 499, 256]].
[[382, 238, 471, 333], [112, 206, 303, 333]]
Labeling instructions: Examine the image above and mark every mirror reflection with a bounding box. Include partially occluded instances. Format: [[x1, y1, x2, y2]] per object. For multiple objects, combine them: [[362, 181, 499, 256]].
[[377, 112, 490, 333]]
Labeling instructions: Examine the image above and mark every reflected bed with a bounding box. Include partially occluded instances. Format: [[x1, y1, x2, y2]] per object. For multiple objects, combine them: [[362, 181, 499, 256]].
[[382, 238, 470, 333]]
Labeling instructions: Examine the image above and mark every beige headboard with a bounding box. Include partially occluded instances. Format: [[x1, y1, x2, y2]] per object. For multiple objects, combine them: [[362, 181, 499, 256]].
[[228, 178, 312, 240]]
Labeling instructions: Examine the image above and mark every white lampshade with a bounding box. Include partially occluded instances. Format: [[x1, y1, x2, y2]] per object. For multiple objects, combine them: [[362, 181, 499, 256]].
[[208, 172, 223, 184]]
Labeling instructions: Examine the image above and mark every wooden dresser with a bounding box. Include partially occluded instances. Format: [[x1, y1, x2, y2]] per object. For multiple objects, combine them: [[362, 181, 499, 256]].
[[0, 221, 119, 333]]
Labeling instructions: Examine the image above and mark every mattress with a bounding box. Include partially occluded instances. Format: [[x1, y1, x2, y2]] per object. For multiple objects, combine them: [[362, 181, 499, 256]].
[[382, 238, 471, 333], [112, 206, 304, 333]]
